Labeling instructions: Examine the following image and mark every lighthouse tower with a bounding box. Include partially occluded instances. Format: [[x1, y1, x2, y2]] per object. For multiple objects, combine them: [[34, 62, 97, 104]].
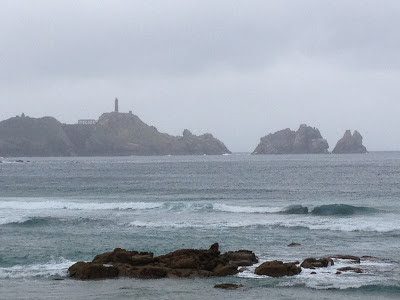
[[115, 98, 119, 113]]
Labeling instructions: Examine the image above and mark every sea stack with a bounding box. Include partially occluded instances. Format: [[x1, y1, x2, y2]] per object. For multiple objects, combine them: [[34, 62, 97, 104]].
[[253, 124, 329, 154], [332, 130, 367, 154]]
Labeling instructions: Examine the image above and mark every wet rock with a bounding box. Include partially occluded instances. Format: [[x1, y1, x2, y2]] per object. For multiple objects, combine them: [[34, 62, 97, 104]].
[[222, 250, 258, 266], [337, 266, 362, 273], [68, 262, 119, 280], [300, 257, 334, 269], [92, 248, 154, 266], [330, 255, 360, 264], [287, 242, 301, 247], [69, 243, 256, 280], [214, 283, 244, 290], [255, 260, 301, 277]]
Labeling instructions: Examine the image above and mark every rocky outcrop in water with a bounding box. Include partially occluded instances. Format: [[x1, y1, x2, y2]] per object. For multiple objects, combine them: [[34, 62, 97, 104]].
[[300, 257, 334, 269], [254, 260, 301, 277], [0, 112, 231, 157], [68, 243, 257, 280], [253, 124, 329, 154], [68, 243, 375, 281], [332, 130, 367, 154]]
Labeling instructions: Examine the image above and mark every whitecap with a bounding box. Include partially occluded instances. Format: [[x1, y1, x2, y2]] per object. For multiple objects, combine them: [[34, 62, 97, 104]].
[[0, 258, 74, 279]]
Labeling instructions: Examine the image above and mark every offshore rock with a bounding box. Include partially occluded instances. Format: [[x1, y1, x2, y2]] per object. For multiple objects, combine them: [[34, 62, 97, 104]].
[[214, 283, 245, 290], [68, 243, 257, 280], [254, 260, 301, 277], [300, 257, 334, 269], [332, 130, 367, 154], [253, 124, 329, 154]]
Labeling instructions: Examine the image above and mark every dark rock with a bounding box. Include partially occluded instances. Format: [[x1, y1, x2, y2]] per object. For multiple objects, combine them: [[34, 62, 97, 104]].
[[69, 243, 251, 280], [92, 248, 154, 266], [300, 257, 334, 269], [337, 266, 363, 273], [287, 242, 301, 247], [253, 124, 329, 154], [214, 283, 244, 290], [330, 255, 360, 264], [222, 250, 258, 266], [68, 262, 119, 280], [281, 205, 309, 214], [214, 264, 240, 276], [254, 260, 301, 277], [332, 130, 367, 154], [311, 272, 317, 275]]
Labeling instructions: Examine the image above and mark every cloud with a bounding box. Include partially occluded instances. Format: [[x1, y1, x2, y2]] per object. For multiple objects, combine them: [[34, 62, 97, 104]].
[[1, 0, 400, 151]]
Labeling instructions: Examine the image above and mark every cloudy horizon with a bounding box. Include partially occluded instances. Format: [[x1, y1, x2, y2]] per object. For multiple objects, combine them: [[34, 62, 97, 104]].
[[1, 0, 400, 152]]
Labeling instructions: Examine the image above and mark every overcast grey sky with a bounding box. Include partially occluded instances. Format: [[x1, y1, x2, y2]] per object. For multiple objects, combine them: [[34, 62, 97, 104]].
[[1, 0, 399, 152]]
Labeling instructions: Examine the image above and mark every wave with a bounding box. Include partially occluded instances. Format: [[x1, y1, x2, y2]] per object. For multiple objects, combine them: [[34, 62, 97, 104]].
[[212, 203, 380, 216], [213, 203, 282, 214], [280, 205, 309, 214], [0, 200, 163, 211], [0, 258, 73, 279], [311, 204, 379, 216], [2, 216, 108, 227]]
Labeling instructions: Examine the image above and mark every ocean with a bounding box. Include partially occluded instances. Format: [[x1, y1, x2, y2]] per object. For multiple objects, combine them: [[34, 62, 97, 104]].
[[1, 153, 400, 299]]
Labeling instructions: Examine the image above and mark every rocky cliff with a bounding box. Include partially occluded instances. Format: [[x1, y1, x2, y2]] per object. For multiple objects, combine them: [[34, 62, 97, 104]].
[[0, 113, 231, 157], [332, 130, 367, 154], [253, 124, 329, 154], [0, 115, 75, 156]]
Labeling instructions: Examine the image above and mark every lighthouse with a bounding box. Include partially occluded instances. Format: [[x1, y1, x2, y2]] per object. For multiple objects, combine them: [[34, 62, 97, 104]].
[[115, 98, 119, 113]]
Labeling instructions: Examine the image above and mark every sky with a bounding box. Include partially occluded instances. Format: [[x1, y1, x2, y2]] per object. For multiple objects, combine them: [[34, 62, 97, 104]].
[[1, 0, 400, 152]]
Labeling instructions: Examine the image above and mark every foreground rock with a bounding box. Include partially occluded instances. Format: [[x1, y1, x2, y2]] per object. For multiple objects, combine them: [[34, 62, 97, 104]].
[[332, 130, 367, 154], [253, 124, 329, 154], [254, 260, 301, 277], [69, 243, 257, 280], [214, 283, 245, 290], [301, 257, 334, 269]]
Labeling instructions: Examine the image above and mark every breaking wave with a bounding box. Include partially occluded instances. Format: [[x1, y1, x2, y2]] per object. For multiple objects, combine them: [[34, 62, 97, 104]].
[[0, 258, 73, 279], [0, 200, 163, 211], [311, 204, 379, 216]]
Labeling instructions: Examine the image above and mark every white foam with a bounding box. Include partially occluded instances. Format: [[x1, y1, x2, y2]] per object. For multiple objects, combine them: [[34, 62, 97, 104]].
[[0, 258, 74, 279], [0, 200, 163, 211], [238, 257, 396, 290], [213, 203, 282, 214], [0, 216, 31, 225]]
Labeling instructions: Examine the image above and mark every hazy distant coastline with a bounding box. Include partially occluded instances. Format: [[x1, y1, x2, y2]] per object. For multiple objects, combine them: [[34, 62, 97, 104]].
[[0, 109, 231, 157]]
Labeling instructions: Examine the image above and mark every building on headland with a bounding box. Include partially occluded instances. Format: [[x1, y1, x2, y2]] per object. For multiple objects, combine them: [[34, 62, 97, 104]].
[[78, 119, 97, 125], [77, 99, 129, 125]]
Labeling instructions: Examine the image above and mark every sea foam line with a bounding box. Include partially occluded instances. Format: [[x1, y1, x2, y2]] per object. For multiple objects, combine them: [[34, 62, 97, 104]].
[[0, 200, 163, 211], [0, 258, 73, 279]]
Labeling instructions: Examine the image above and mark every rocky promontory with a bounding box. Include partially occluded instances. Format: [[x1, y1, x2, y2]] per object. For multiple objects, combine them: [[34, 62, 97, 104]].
[[0, 112, 231, 157], [332, 130, 367, 154], [253, 124, 329, 154]]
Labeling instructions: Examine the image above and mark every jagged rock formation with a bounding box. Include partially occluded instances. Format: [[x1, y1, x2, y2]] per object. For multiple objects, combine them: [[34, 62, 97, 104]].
[[0, 112, 231, 157], [253, 124, 329, 154], [68, 243, 258, 280], [332, 130, 367, 154]]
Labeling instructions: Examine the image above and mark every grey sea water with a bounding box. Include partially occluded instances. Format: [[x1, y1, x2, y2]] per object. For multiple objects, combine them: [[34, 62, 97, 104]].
[[1, 153, 400, 299]]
